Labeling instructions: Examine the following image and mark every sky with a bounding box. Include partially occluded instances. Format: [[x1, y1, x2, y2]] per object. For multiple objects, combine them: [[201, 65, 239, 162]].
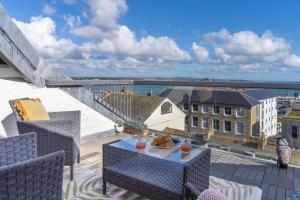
[[1, 0, 300, 81]]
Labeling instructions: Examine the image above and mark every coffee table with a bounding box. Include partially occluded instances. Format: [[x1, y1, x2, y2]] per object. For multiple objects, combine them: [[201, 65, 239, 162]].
[[102, 136, 211, 200]]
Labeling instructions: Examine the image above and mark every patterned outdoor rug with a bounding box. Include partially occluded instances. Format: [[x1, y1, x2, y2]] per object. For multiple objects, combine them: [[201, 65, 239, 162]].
[[63, 153, 262, 200]]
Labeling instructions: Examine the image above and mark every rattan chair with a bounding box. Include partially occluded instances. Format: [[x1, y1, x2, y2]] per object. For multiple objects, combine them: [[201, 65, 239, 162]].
[[9, 98, 80, 180], [0, 132, 65, 200]]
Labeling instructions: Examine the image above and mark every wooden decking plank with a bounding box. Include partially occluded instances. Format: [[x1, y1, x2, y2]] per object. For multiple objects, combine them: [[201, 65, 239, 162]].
[[278, 168, 287, 177], [287, 167, 294, 179], [261, 183, 269, 198], [255, 171, 264, 183], [267, 185, 277, 200], [285, 189, 295, 199], [271, 165, 279, 176], [276, 187, 285, 200], [265, 164, 273, 174], [234, 165, 243, 177], [263, 174, 294, 189], [247, 168, 257, 180], [209, 149, 299, 199], [294, 167, 300, 192]]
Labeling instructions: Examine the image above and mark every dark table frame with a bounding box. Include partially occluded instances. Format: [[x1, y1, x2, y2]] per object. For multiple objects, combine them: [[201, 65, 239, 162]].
[[102, 139, 211, 200]]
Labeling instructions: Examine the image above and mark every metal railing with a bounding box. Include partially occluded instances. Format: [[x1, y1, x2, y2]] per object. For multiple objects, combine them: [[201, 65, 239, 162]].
[[89, 84, 134, 120]]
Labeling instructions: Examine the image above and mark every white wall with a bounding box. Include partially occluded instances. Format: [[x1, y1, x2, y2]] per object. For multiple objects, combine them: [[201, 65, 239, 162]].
[[0, 79, 114, 138], [260, 97, 277, 137], [145, 98, 185, 131], [0, 66, 23, 78]]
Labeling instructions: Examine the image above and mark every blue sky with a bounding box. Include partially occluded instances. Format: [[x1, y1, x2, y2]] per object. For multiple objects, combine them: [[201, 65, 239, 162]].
[[1, 0, 300, 81]]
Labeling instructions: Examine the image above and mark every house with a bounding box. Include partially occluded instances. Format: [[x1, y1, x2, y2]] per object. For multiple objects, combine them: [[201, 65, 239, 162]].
[[104, 93, 185, 131], [282, 109, 300, 149], [159, 87, 278, 142]]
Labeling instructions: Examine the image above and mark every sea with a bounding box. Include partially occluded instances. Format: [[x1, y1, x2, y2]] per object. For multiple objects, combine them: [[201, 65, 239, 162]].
[[87, 84, 300, 97], [131, 85, 300, 97]]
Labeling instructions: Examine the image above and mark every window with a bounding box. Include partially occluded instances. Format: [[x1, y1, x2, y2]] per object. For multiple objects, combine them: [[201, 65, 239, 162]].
[[236, 108, 244, 117], [213, 119, 220, 130], [224, 121, 231, 132], [185, 116, 189, 125], [292, 126, 298, 138], [202, 105, 208, 113], [183, 103, 189, 111], [224, 107, 231, 115], [161, 102, 172, 114], [192, 103, 198, 112], [236, 122, 244, 134], [192, 116, 198, 127], [202, 118, 208, 129], [213, 106, 220, 114]]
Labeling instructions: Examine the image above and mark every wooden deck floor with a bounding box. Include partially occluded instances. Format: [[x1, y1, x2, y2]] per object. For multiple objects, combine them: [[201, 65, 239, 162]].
[[78, 134, 300, 200], [210, 149, 300, 200]]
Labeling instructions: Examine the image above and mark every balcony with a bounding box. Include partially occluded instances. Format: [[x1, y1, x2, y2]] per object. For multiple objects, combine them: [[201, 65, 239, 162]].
[[2, 79, 300, 200], [63, 130, 300, 200]]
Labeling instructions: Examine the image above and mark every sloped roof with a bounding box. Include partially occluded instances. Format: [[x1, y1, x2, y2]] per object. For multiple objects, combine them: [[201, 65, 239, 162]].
[[159, 87, 273, 107], [104, 94, 165, 122], [242, 89, 278, 100]]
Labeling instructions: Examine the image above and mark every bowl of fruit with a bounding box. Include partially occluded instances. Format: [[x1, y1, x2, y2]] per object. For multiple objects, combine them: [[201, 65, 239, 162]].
[[151, 135, 176, 149]]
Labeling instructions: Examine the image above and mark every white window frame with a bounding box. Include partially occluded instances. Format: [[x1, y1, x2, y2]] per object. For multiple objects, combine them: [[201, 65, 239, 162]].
[[202, 104, 208, 113], [224, 106, 232, 116], [236, 107, 244, 117], [192, 103, 198, 112], [236, 122, 244, 135], [224, 120, 231, 132], [213, 105, 220, 114], [202, 118, 209, 129], [213, 119, 220, 130], [192, 116, 199, 127]]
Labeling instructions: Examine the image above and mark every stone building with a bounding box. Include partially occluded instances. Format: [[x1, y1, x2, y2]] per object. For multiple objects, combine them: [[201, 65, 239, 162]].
[[282, 109, 300, 149], [159, 87, 277, 142]]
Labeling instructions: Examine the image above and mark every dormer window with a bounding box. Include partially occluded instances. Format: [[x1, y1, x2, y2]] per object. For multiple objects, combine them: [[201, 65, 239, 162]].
[[161, 101, 172, 114]]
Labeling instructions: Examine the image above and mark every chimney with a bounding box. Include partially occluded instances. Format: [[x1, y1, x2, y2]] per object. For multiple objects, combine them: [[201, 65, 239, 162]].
[[147, 90, 152, 97]]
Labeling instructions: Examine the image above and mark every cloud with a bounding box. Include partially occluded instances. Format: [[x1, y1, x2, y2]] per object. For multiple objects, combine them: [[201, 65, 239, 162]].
[[191, 42, 209, 63], [42, 4, 56, 15], [71, 0, 190, 62], [13, 16, 83, 59], [12, 0, 189, 76], [283, 55, 300, 68], [64, 15, 81, 28], [192, 28, 300, 71], [88, 0, 128, 30], [204, 28, 230, 41]]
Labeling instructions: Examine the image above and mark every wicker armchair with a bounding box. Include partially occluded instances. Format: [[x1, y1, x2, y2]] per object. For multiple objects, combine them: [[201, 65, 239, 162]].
[[0, 132, 65, 200], [9, 98, 81, 180]]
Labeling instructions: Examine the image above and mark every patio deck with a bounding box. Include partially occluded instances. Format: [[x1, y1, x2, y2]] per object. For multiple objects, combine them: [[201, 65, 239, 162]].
[[64, 133, 300, 200]]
